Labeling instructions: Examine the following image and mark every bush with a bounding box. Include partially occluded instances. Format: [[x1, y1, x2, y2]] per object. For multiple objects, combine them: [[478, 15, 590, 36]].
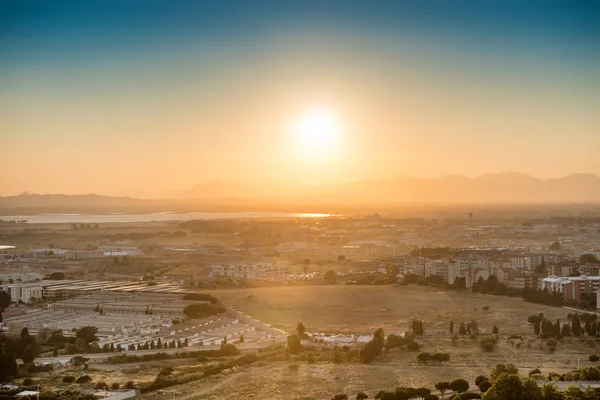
[[76, 375, 92, 384], [417, 352, 432, 363], [477, 380, 492, 393], [22, 378, 35, 386], [159, 367, 174, 376], [475, 375, 488, 385], [406, 342, 420, 351], [94, 382, 108, 389], [590, 355, 600, 362], [125, 381, 135, 389], [431, 352, 450, 362], [62, 376, 76, 383], [182, 293, 218, 304], [111, 383, 120, 390], [480, 338, 496, 352]]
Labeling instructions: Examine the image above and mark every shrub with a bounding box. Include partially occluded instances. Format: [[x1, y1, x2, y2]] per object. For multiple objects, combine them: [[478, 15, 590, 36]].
[[76, 375, 92, 384], [111, 383, 120, 390], [125, 381, 135, 389], [480, 338, 496, 352], [159, 367, 174, 376], [406, 342, 420, 351], [22, 378, 35, 386], [474, 375, 488, 385], [62, 376, 76, 383], [417, 352, 432, 363], [431, 352, 450, 362], [477, 380, 492, 393], [94, 382, 108, 389], [590, 354, 600, 362]]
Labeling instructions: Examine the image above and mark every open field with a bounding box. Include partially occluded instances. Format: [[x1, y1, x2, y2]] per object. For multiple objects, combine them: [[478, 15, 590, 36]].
[[204, 285, 573, 335], [132, 285, 599, 399]]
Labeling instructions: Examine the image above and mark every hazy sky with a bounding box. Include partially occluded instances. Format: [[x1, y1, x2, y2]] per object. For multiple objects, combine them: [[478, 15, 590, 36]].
[[1, 1, 599, 196]]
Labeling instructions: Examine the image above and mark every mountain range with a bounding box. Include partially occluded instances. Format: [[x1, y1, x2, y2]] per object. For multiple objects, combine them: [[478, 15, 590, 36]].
[[1, 173, 599, 215], [177, 172, 600, 203]]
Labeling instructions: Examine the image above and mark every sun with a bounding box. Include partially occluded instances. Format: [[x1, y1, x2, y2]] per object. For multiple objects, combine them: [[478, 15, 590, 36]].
[[292, 108, 342, 160]]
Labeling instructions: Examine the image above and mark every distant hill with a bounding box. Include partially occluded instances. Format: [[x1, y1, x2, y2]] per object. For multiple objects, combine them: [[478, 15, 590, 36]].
[[2, 173, 599, 216], [0, 194, 161, 215], [178, 173, 600, 203]]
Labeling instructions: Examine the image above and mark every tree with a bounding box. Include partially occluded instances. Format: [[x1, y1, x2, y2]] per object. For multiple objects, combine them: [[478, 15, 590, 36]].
[[435, 382, 450, 399], [549, 242, 560, 251], [475, 376, 489, 386], [183, 303, 225, 319], [338, 255, 346, 262], [76, 326, 98, 344], [0, 292, 10, 323], [449, 379, 469, 394], [324, 270, 337, 285], [48, 272, 66, 280], [478, 380, 492, 393], [484, 373, 525, 400], [356, 392, 369, 400], [417, 388, 431, 399], [572, 314, 582, 337], [459, 322, 467, 335], [239, 335, 244, 343], [297, 322, 306, 336], [182, 293, 219, 304], [331, 394, 348, 400], [21, 344, 35, 364], [564, 384, 584, 399], [287, 334, 302, 354], [540, 383, 562, 400], [449, 321, 454, 334], [0, 345, 18, 382], [490, 364, 519, 383], [522, 378, 542, 400], [492, 325, 498, 335]]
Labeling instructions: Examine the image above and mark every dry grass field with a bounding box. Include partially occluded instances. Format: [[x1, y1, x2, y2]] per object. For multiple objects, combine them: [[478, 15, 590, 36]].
[[126, 284, 595, 399], [205, 285, 572, 335], [28, 285, 595, 400]]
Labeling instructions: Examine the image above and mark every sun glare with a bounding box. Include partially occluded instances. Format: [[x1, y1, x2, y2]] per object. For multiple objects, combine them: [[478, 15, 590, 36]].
[[293, 108, 342, 160]]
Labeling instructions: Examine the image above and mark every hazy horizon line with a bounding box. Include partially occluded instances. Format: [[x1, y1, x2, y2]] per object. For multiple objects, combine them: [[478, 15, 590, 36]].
[[5, 170, 600, 199]]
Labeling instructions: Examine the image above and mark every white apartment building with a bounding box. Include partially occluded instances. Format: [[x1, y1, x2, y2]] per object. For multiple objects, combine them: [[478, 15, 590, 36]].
[[424, 260, 449, 282], [506, 272, 531, 290], [0, 282, 43, 303], [452, 256, 489, 270], [489, 259, 512, 275], [511, 256, 533, 270]]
